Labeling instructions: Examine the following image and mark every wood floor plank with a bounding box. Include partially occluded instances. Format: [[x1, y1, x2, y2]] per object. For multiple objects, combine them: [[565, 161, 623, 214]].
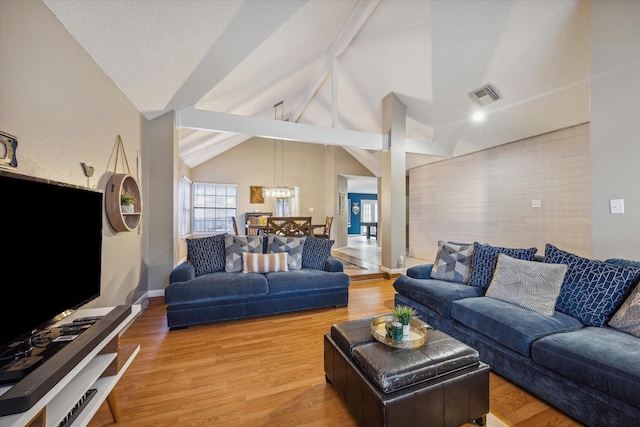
[[88, 278, 584, 427]]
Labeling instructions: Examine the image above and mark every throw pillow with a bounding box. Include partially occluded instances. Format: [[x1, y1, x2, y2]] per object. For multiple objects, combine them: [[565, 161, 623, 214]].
[[266, 235, 306, 270], [430, 240, 474, 284], [302, 236, 334, 270], [186, 233, 227, 276], [469, 242, 538, 289], [225, 235, 264, 273], [609, 283, 640, 337], [242, 252, 288, 273], [545, 244, 640, 327], [486, 254, 567, 316]]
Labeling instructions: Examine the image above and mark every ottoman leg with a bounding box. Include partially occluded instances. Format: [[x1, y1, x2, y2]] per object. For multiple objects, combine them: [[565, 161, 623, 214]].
[[472, 415, 487, 426]]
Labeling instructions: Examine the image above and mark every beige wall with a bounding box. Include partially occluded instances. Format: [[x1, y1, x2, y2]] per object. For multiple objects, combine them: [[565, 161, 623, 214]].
[[590, 1, 640, 261], [409, 124, 590, 261], [148, 112, 178, 291], [0, 0, 148, 307]]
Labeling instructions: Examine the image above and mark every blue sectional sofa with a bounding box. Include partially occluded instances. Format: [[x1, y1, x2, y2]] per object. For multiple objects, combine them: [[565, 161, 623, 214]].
[[166, 233, 350, 329], [393, 241, 640, 427]]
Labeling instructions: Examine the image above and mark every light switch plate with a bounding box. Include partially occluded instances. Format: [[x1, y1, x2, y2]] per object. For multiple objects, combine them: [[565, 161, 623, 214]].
[[532, 199, 541, 208], [610, 199, 624, 214]]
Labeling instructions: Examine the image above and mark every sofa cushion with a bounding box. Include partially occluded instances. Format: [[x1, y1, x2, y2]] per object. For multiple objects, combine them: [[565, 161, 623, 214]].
[[469, 242, 538, 289], [330, 316, 377, 356], [485, 254, 567, 316], [266, 234, 306, 270], [605, 258, 640, 269], [608, 282, 640, 337], [545, 244, 640, 327], [186, 234, 227, 276], [531, 326, 640, 409], [265, 268, 349, 295], [430, 241, 474, 284], [225, 235, 264, 272], [393, 275, 485, 319], [164, 271, 269, 304], [302, 236, 334, 270], [242, 252, 288, 273], [451, 297, 583, 356]]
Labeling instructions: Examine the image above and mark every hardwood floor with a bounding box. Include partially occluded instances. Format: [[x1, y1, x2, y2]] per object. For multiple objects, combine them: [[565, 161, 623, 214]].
[[88, 276, 584, 427]]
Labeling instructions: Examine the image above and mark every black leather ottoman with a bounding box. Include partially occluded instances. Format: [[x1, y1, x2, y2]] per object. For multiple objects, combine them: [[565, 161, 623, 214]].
[[324, 316, 489, 427]]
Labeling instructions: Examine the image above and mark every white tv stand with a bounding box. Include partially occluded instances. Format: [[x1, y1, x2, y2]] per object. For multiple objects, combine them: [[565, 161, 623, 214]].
[[0, 305, 140, 427]]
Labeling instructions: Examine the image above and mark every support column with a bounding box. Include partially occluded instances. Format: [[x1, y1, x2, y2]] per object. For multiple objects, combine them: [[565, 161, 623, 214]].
[[380, 93, 406, 273]]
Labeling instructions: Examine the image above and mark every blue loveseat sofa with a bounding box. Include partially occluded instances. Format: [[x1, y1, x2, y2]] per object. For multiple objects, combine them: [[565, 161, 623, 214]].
[[393, 241, 640, 427], [166, 233, 350, 329]]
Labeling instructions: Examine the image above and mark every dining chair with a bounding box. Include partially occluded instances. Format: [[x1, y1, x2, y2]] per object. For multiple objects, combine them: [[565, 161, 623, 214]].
[[314, 216, 333, 239], [231, 216, 239, 235], [266, 217, 313, 237]]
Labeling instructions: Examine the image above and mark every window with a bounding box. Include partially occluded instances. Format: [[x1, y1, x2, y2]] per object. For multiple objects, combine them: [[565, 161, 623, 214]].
[[180, 176, 192, 237], [276, 198, 290, 216], [193, 183, 237, 234], [360, 199, 378, 234]]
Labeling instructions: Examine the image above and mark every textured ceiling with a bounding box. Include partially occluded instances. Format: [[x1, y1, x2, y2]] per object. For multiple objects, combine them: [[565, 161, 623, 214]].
[[43, 0, 590, 187]]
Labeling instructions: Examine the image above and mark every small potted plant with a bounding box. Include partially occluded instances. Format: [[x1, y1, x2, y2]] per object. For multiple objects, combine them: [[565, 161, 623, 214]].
[[393, 305, 417, 338], [120, 191, 136, 213]]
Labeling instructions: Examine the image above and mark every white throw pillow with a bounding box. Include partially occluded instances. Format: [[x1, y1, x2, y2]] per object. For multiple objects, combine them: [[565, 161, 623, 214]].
[[486, 254, 567, 316]]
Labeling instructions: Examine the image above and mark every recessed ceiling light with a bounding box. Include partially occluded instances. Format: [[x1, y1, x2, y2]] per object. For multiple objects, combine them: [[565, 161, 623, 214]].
[[472, 111, 485, 122]]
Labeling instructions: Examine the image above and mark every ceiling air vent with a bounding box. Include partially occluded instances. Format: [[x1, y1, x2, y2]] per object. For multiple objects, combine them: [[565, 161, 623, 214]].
[[469, 83, 501, 106]]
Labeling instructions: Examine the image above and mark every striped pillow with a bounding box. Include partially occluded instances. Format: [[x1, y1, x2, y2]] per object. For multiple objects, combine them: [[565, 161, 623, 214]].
[[242, 252, 289, 273]]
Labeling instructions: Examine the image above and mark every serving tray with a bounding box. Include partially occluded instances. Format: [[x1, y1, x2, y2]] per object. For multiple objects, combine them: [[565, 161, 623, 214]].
[[370, 315, 428, 349]]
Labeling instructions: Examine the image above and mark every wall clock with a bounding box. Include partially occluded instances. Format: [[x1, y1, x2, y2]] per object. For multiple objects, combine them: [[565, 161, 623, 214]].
[[352, 202, 360, 215]]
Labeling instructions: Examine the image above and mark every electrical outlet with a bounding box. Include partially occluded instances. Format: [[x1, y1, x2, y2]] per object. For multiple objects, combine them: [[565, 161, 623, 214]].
[[610, 199, 624, 214], [532, 199, 541, 208], [309, 207, 314, 212]]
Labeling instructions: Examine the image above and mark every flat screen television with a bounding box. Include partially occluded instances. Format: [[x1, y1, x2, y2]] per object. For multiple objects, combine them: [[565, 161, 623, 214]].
[[0, 171, 103, 359]]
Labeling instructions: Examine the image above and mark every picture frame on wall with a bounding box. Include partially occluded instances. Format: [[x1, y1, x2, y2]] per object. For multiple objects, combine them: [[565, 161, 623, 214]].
[[338, 192, 346, 215], [250, 186, 264, 204]]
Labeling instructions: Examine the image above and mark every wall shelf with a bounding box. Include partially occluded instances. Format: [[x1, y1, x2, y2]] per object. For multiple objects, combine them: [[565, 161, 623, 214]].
[[105, 173, 142, 232]]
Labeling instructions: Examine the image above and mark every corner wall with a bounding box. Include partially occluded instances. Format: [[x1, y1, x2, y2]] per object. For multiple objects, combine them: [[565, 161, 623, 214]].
[[589, 1, 640, 260], [0, 0, 148, 308]]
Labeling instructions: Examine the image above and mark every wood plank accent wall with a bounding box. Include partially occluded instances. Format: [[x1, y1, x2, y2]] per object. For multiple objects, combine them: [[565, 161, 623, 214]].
[[409, 123, 590, 261]]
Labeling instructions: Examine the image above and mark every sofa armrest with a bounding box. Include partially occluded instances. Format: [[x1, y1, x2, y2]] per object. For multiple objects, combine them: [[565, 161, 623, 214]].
[[170, 261, 196, 283], [406, 264, 433, 279], [325, 256, 344, 272]]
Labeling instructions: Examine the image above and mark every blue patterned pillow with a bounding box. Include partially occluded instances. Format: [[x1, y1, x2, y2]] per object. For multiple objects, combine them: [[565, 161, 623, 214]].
[[186, 234, 227, 276], [302, 237, 334, 270], [224, 235, 264, 272], [430, 241, 474, 283], [545, 244, 640, 327], [267, 235, 306, 270], [469, 242, 537, 289]]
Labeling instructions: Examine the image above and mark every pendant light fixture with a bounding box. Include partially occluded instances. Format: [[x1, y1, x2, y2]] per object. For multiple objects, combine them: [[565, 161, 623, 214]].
[[263, 100, 296, 198]]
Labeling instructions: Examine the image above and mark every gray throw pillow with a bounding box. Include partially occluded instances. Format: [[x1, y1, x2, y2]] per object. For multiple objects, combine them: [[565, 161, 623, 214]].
[[225, 235, 264, 272], [609, 284, 640, 338], [266, 235, 306, 270], [486, 254, 567, 316], [186, 234, 227, 276], [430, 240, 474, 284]]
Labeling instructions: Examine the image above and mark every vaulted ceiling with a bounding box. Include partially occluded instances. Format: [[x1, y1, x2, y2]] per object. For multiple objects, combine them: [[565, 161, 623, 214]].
[[43, 0, 590, 180]]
